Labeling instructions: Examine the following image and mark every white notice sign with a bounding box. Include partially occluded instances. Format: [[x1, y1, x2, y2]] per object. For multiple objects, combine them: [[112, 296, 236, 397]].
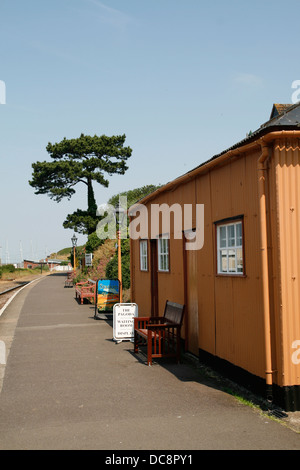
[[113, 303, 138, 343], [85, 253, 93, 266]]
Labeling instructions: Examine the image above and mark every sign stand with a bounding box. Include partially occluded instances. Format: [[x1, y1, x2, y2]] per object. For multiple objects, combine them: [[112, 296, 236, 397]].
[[113, 303, 138, 343]]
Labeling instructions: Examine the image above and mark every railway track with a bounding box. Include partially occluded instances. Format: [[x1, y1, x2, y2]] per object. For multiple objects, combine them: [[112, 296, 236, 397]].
[[0, 279, 39, 312], [0, 282, 30, 296]]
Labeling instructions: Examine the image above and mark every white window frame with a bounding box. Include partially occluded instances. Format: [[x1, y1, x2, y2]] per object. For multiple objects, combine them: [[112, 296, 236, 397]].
[[139, 240, 148, 271], [158, 237, 169, 272], [217, 220, 244, 275]]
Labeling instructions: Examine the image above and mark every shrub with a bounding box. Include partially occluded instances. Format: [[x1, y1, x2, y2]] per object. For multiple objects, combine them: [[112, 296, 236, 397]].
[[85, 231, 104, 253], [1, 264, 16, 273]]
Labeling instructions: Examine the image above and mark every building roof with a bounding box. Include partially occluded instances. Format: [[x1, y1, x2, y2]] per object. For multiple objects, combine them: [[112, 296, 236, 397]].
[[24, 259, 47, 264], [208, 101, 300, 162], [269, 103, 293, 119], [24, 259, 63, 264], [264, 102, 300, 127], [178, 101, 300, 174]]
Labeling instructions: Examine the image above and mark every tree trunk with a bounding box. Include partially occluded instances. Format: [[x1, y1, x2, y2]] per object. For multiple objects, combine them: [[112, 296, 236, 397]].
[[87, 178, 97, 234]]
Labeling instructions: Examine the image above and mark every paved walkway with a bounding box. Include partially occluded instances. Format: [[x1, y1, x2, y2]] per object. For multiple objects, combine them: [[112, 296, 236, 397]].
[[0, 274, 299, 450]]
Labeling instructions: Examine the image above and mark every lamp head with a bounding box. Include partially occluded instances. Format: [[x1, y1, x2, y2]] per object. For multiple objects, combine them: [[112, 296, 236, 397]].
[[113, 203, 126, 226], [71, 233, 78, 247]]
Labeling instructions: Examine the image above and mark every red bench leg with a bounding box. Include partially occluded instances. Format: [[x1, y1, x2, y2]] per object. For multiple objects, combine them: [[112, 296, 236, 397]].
[[147, 330, 152, 366], [134, 331, 139, 354], [177, 329, 181, 363]]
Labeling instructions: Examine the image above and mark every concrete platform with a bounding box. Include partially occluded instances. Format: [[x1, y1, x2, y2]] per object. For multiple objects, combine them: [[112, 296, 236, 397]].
[[0, 273, 299, 450]]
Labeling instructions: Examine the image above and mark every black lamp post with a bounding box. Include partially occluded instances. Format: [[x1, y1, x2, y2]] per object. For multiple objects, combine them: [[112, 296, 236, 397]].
[[71, 233, 78, 270]]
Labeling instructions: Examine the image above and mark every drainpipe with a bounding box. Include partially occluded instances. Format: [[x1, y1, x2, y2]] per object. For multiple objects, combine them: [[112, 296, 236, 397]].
[[257, 140, 273, 402]]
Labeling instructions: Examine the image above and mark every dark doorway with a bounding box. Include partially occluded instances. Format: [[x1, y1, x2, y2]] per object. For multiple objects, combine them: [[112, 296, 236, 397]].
[[150, 239, 158, 316]]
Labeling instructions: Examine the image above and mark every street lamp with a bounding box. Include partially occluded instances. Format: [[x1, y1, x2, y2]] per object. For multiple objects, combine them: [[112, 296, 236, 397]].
[[71, 233, 78, 270], [113, 203, 126, 303]]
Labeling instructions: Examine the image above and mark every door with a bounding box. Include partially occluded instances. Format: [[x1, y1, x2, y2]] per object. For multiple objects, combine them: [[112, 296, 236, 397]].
[[184, 244, 199, 356], [150, 239, 158, 316]]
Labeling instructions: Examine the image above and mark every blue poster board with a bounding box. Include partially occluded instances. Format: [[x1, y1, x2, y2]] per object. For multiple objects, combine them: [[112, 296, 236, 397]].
[[94, 279, 120, 315]]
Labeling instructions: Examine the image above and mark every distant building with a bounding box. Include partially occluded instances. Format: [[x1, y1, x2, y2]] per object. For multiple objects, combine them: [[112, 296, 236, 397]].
[[23, 259, 47, 269], [23, 259, 72, 271]]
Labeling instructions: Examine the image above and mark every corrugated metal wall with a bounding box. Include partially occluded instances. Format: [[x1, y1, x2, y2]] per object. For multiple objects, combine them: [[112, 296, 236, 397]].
[[272, 138, 300, 387], [208, 151, 265, 378], [130, 136, 300, 388]]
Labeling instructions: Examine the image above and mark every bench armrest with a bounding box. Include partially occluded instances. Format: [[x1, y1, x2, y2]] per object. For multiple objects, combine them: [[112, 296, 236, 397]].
[[134, 316, 152, 322], [148, 322, 180, 329], [81, 285, 95, 291], [134, 317, 151, 328], [134, 315, 173, 328]]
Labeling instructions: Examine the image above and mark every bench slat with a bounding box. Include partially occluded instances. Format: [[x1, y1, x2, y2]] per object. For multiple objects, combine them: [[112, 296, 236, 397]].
[[75, 280, 96, 305], [134, 300, 185, 366]]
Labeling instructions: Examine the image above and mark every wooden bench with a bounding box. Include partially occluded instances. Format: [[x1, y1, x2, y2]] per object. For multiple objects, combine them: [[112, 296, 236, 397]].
[[75, 279, 96, 305], [134, 301, 185, 366], [64, 271, 75, 287]]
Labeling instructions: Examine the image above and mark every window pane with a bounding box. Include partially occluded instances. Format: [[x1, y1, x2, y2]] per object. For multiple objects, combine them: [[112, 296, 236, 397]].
[[140, 241, 147, 270], [158, 238, 169, 271], [161, 254, 165, 271], [236, 248, 243, 272], [236, 222, 242, 246], [228, 225, 235, 247], [228, 249, 236, 272], [220, 226, 227, 248], [217, 221, 244, 275], [220, 249, 227, 272]]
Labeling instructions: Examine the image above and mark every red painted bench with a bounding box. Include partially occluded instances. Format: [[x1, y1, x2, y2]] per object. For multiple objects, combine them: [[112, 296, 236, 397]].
[[64, 271, 75, 287], [134, 300, 185, 366], [75, 279, 96, 305]]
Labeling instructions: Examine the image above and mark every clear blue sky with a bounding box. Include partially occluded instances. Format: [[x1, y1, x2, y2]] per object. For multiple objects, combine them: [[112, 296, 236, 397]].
[[0, 0, 299, 263]]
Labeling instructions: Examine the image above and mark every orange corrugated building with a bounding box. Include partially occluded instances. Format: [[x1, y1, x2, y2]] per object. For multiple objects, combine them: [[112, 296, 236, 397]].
[[129, 102, 300, 411]]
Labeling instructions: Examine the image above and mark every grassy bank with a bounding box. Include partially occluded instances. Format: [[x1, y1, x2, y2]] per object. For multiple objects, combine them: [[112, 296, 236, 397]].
[[0, 266, 49, 282]]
